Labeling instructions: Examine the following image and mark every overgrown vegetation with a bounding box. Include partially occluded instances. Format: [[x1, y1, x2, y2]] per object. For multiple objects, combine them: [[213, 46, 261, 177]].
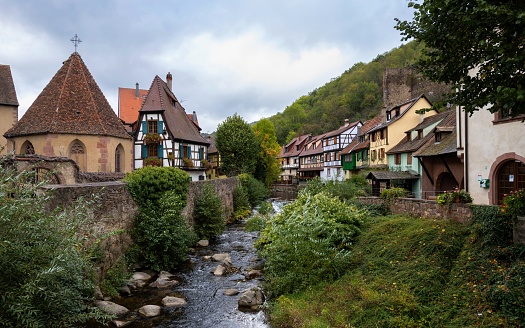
[[380, 186, 408, 204], [301, 174, 370, 200], [256, 192, 366, 298], [124, 167, 196, 271], [0, 157, 110, 327], [193, 182, 226, 240], [267, 200, 525, 327]]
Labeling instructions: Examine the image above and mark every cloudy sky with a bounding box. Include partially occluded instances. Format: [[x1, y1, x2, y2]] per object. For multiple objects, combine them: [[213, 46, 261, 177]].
[[0, 0, 414, 133]]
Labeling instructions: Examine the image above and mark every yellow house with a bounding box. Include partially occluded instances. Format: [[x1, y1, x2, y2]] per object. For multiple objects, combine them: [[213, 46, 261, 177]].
[[0, 65, 18, 155], [366, 95, 437, 168], [4, 52, 133, 173]]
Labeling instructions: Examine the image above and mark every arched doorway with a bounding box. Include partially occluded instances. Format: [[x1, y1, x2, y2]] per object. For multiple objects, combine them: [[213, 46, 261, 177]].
[[115, 144, 125, 173], [496, 160, 525, 204], [69, 140, 86, 171], [437, 172, 457, 192]]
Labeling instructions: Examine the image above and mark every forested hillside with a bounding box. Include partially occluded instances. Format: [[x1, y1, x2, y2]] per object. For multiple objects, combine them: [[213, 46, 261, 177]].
[[268, 41, 430, 145]]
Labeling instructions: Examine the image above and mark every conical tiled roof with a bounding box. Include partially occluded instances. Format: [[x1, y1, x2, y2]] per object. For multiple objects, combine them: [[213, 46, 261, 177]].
[[5, 52, 130, 139], [140, 75, 208, 144]]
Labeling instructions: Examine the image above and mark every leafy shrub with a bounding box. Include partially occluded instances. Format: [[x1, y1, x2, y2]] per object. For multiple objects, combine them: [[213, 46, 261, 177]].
[[501, 189, 525, 217], [257, 192, 366, 298], [124, 166, 190, 207], [301, 175, 370, 200], [257, 200, 275, 216], [239, 173, 269, 207], [352, 200, 391, 216], [0, 161, 109, 327], [232, 184, 252, 221], [245, 214, 268, 232], [99, 258, 131, 298], [193, 182, 226, 239], [436, 188, 473, 205], [129, 191, 197, 271], [380, 187, 408, 204]]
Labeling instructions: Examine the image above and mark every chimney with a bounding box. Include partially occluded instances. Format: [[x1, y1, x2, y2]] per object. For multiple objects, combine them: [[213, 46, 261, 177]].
[[344, 118, 349, 127], [166, 72, 173, 91], [192, 111, 198, 123], [135, 83, 139, 98], [381, 106, 387, 124]]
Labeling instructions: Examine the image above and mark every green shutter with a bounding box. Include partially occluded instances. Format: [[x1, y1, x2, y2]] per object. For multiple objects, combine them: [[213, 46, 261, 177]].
[[199, 147, 203, 159], [158, 121, 163, 134], [141, 145, 148, 159], [142, 121, 147, 134], [158, 144, 163, 158]]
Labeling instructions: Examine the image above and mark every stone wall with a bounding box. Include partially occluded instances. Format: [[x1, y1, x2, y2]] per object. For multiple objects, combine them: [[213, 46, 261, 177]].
[[383, 68, 450, 109], [41, 177, 238, 281], [182, 177, 238, 225], [42, 182, 137, 282], [270, 184, 300, 200], [357, 196, 472, 223]]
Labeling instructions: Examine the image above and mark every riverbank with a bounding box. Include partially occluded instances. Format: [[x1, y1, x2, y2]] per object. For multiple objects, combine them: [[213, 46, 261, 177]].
[[267, 208, 525, 327]]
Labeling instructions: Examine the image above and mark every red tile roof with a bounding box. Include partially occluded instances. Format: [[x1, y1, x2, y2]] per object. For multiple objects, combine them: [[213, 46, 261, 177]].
[[0, 65, 18, 106], [140, 75, 208, 144], [5, 52, 130, 139], [118, 87, 148, 124]]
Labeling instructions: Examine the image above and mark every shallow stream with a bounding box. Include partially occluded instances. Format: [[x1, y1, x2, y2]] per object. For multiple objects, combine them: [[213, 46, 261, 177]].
[[94, 202, 286, 327]]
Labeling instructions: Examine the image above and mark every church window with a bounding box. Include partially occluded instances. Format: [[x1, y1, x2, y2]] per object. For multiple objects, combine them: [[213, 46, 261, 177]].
[[22, 141, 35, 155], [69, 140, 86, 171]]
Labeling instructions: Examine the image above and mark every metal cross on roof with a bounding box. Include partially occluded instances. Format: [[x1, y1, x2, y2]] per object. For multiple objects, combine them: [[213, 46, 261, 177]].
[[70, 34, 82, 52]]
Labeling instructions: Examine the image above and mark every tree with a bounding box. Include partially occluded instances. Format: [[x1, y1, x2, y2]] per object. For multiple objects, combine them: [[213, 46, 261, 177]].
[[395, 0, 525, 116], [215, 114, 259, 177], [252, 119, 282, 186]]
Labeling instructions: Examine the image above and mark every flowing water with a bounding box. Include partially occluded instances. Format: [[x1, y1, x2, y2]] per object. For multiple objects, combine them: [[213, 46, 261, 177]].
[[96, 201, 286, 328]]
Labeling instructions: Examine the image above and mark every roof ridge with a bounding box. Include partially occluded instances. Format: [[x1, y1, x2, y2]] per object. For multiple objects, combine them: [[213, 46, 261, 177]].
[[51, 55, 73, 133], [77, 54, 108, 135]]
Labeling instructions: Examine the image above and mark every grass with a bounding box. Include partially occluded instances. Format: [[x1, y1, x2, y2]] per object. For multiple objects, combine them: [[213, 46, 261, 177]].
[[268, 213, 525, 327]]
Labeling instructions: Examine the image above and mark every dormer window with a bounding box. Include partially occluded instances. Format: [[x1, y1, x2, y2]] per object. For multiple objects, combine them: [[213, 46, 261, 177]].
[[395, 108, 400, 116], [386, 112, 391, 120], [296, 145, 300, 151], [417, 130, 423, 139], [435, 132, 442, 142], [406, 132, 411, 141]]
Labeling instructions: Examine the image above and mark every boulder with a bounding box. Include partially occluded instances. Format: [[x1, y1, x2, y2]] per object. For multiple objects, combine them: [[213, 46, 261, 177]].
[[196, 239, 209, 247], [149, 271, 179, 288], [138, 305, 161, 317], [112, 320, 131, 327], [224, 288, 240, 296], [238, 288, 265, 309], [132, 272, 152, 281], [162, 296, 187, 307], [213, 264, 227, 276], [211, 253, 232, 263], [94, 301, 129, 316], [245, 269, 262, 280]]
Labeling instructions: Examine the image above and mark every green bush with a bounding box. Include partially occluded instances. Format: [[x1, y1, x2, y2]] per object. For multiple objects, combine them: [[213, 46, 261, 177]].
[[301, 175, 371, 201], [257, 200, 275, 216], [239, 173, 269, 207], [0, 161, 109, 327], [257, 192, 365, 298], [380, 187, 408, 204], [99, 258, 131, 298], [193, 183, 226, 239], [124, 166, 190, 207], [129, 191, 197, 271], [232, 184, 252, 221]]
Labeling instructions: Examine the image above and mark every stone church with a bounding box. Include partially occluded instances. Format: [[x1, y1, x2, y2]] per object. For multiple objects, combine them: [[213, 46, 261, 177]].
[[4, 52, 133, 173]]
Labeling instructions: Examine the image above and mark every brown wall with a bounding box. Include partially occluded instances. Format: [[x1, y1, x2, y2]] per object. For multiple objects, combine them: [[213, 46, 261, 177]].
[[8, 134, 133, 173], [42, 177, 238, 281], [0, 104, 18, 155], [419, 153, 464, 199], [357, 196, 472, 223]]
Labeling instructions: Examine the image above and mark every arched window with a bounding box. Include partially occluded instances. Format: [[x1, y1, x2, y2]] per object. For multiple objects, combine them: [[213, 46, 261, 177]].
[[115, 144, 125, 173], [69, 140, 86, 171], [21, 140, 35, 155], [497, 160, 525, 204]]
